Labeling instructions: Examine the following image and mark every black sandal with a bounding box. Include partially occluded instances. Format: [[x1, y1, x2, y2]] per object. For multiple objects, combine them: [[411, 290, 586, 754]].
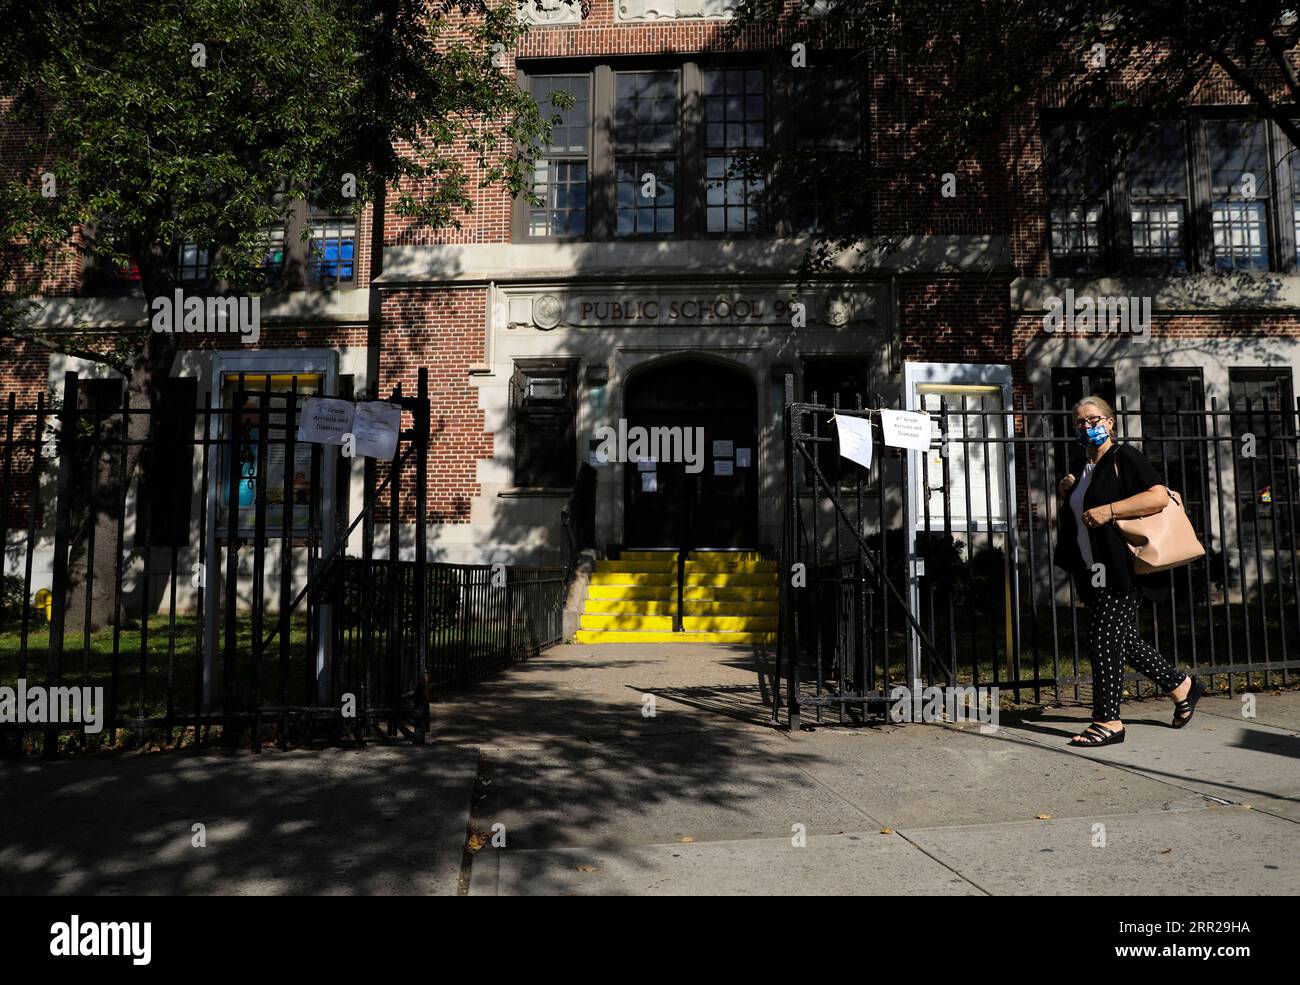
[[1070, 722, 1126, 747], [1171, 676, 1205, 729]]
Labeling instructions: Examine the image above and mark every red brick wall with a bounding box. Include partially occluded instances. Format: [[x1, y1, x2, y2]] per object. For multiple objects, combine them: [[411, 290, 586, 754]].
[[900, 276, 1012, 363], [379, 287, 491, 522]]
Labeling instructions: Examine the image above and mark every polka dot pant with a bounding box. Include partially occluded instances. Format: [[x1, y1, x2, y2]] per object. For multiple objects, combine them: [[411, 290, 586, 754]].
[[1089, 588, 1187, 722]]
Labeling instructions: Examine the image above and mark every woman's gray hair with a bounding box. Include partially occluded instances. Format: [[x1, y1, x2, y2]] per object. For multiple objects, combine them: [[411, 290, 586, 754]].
[[1073, 394, 1115, 419]]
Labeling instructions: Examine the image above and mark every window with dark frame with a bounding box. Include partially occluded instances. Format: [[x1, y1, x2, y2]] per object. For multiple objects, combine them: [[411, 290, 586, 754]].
[[512, 360, 579, 488], [1044, 121, 1109, 275], [1128, 122, 1190, 273], [175, 240, 211, 284], [1208, 119, 1271, 271], [308, 214, 356, 285], [790, 66, 863, 234], [529, 74, 590, 238], [258, 223, 287, 288], [702, 67, 766, 234], [614, 71, 679, 237], [1229, 367, 1298, 544]]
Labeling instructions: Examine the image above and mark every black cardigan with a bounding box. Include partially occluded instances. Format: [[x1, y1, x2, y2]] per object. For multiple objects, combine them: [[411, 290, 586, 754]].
[[1053, 442, 1169, 601]]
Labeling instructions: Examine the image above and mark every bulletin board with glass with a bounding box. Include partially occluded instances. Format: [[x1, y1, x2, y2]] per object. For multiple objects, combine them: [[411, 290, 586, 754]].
[[217, 372, 325, 534]]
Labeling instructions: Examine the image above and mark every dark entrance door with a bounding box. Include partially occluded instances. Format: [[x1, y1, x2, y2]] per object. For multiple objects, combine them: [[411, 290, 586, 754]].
[[623, 360, 758, 549]]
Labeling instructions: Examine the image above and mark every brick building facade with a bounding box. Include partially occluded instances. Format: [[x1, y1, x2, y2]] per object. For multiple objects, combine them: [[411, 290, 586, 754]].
[[4, 1, 1298, 587]]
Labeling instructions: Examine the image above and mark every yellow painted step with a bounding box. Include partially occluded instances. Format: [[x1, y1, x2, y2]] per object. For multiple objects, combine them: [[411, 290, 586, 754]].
[[684, 559, 777, 574], [583, 599, 677, 615], [683, 599, 778, 615], [682, 585, 778, 601], [587, 585, 677, 601], [620, 551, 679, 561], [575, 630, 776, 645], [580, 614, 675, 631], [682, 615, 778, 631], [595, 559, 677, 573], [590, 571, 675, 586], [689, 551, 764, 562], [684, 572, 777, 587]]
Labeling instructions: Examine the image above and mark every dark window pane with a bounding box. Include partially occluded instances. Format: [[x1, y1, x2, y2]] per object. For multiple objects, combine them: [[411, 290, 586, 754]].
[[614, 71, 678, 152]]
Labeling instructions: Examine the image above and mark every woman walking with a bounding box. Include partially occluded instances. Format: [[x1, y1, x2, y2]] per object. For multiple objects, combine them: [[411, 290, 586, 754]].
[[1055, 396, 1206, 746]]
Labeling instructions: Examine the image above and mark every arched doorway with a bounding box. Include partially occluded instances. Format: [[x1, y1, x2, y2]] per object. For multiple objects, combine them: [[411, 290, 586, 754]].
[[623, 359, 758, 549]]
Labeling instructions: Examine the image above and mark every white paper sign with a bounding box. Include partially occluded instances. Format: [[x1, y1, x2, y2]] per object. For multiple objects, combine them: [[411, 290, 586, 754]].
[[351, 401, 402, 460], [834, 414, 873, 470], [297, 398, 354, 446], [735, 448, 751, 468], [712, 439, 734, 457], [880, 409, 933, 451], [641, 472, 658, 492], [637, 458, 658, 472], [714, 459, 734, 476]]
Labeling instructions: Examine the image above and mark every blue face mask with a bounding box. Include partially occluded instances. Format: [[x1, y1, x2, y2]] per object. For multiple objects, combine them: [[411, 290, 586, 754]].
[[1075, 422, 1109, 448]]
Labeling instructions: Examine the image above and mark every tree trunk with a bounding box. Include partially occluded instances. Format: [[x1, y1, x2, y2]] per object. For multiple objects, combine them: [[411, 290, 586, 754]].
[[62, 275, 177, 632]]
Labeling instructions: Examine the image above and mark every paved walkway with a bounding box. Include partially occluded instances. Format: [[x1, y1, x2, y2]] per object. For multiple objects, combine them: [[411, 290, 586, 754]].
[[443, 643, 1300, 895], [3, 642, 1297, 895]]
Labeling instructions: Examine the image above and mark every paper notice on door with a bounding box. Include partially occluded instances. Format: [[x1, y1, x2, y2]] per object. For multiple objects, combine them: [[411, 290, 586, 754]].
[[834, 414, 873, 470], [880, 408, 933, 451], [714, 459, 734, 476], [735, 448, 751, 468], [712, 439, 734, 457], [637, 458, 658, 471], [297, 397, 354, 446], [641, 472, 658, 492], [351, 401, 403, 460]]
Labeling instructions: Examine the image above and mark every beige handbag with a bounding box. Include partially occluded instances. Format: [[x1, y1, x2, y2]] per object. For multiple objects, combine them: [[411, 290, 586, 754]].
[[1112, 463, 1206, 574]]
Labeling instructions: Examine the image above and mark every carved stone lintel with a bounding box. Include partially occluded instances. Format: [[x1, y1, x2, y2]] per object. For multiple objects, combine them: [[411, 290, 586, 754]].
[[517, 0, 591, 24], [616, 0, 739, 22]]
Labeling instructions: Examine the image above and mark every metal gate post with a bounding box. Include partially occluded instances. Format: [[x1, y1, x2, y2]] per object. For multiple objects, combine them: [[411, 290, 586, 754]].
[[414, 368, 430, 742], [43, 372, 79, 757]]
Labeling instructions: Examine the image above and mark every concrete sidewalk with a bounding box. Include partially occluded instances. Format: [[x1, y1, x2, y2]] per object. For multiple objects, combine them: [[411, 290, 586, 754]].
[[0, 745, 478, 895], [3, 642, 1296, 895], [445, 643, 1300, 895]]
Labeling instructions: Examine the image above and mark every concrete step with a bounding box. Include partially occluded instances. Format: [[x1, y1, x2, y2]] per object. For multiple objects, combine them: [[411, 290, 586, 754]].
[[681, 615, 778, 632], [683, 572, 778, 587], [590, 571, 676, 586], [580, 614, 675, 631], [681, 599, 778, 615], [583, 599, 678, 615], [575, 630, 776, 645], [587, 585, 677, 601], [682, 585, 778, 601]]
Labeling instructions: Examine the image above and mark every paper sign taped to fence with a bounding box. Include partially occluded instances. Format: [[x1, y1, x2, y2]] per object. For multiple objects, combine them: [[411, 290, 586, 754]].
[[880, 409, 933, 451], [712, 440, 733, 457], [834, 414, 873, 470], [637, 458, 658, 471], [297, 398, 354, 445], [351, 401, 402, 460], [641, 472, 658, 492], [714, 459, 734, 476], [736, 448, 751, 468]]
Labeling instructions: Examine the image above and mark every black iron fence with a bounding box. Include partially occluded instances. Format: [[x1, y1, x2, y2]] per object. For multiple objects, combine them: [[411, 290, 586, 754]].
[[0, 368, 562, 754], [777, 376, 1300, 729]]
